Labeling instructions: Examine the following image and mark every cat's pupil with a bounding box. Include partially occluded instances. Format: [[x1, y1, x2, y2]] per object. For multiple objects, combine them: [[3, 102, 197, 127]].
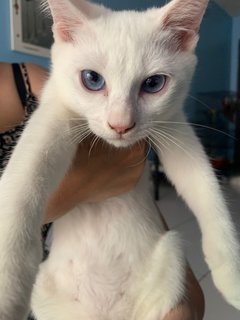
[[141, 75, 166, 94], [87, 71, 99, 83], [81, 70, 105, 91], [146, 77, 158, 88]]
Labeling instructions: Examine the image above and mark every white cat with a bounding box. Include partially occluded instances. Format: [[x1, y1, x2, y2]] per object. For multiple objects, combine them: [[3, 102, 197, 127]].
[[0, 0, 240, 319]]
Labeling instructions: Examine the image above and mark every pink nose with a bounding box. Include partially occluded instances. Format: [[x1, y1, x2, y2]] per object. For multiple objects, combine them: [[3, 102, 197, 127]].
[[108, 122, 136, 134]]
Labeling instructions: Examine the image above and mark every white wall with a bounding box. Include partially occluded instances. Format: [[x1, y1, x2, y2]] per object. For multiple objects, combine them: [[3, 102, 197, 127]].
[[230, 17, 240, 91]]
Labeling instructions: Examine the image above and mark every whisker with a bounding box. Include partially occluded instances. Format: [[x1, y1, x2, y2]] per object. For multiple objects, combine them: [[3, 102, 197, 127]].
[[153, 127, 196, 158], [70, 126, 89, 137], [148, 133, 172, 155], [70, 126, 89, 135], [127, 138, 151, 168], [149, 129, 196, 162], [149, 129, 172, 148], [69, 117, 86, 122], [71, 129, 92, 145], [64, 123, 88, 136], [78, 132, 92, 145], [188, 94, 212, 111], [151, 123, 188, 137], [150, 120, 236, 140], [150, 127, 188, 147], [88, 135, 99, 158], [71, 123, 88, 130], [70, 122, 88, 127], [148, 135, 167, 156], [150, 128, 189, 155]]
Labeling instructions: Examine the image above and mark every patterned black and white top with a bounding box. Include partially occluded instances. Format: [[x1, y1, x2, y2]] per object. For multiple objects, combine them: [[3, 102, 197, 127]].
[[0, 63, 50, 320], [0, 63, 37, 172]]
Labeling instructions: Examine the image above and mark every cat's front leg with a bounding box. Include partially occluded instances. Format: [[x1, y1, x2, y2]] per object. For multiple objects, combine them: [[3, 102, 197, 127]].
[[156, 113, 240, 309], [0, 92, 77, 320], [131, 231, 186, 320]]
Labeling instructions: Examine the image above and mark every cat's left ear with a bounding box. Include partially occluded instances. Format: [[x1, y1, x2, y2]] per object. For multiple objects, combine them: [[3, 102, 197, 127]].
[[159, 0, 209, 51], [44, 0, 108, 42]]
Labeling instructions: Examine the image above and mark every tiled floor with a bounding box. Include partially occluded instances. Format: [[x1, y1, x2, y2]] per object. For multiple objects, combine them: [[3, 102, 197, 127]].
[[155, 180, 240, 320]]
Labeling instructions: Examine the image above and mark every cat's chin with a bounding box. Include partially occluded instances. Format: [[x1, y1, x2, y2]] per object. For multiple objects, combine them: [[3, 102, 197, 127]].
[[89, 131, 140, 148], [105, 138, 136, 149]]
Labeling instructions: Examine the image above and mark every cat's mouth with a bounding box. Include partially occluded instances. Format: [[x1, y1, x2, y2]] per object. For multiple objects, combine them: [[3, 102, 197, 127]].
[[81, 134, 136, 150], [86, 122, 142, 148], [90, 132, 138, 148], [103, 131, 145, 148], [107, 137, 134, 148]]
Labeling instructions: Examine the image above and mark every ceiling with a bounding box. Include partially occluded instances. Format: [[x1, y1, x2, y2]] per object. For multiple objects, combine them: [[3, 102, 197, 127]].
[[214, 0, 240, 17]]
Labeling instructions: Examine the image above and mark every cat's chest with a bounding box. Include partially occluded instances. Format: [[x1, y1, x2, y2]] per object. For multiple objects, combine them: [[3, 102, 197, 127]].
[[35, 200, 138, 319], [33, 191, 164, 318], [50, 188, 162, 260]]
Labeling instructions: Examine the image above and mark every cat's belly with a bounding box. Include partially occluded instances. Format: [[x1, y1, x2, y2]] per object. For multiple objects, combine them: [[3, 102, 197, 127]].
[[31, 191, 165, 319], [32, 253, 134, 320]]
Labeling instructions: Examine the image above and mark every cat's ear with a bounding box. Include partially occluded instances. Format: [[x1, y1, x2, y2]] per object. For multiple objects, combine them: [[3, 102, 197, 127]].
[[44, 0, 107, 42], [160, 0, 209, 51]]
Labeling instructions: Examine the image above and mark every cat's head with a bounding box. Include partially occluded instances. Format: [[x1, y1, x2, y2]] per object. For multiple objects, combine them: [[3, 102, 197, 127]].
[[46, 0, 208, 147]]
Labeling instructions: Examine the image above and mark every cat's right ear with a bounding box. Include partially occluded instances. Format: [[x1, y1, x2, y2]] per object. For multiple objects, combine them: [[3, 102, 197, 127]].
[[43, 0, 107, 42]]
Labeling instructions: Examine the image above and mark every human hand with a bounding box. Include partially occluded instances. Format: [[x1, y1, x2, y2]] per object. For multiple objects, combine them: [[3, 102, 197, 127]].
[[45, 138, 146, 223]]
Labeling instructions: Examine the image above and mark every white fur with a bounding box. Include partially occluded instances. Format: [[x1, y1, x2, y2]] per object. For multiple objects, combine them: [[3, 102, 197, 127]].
[[0, 0, 240, 319], [31, 182, 186, 320]]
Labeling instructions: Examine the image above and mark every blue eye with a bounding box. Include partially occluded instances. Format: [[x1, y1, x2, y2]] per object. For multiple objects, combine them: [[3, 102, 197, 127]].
[[141, 75, 166, 94], [81, 70, 105, 91]]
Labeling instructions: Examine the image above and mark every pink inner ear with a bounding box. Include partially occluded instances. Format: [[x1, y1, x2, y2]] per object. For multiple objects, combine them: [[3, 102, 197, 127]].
[[161, 0, 208, 51], [54, 22, 72, 42], [162, 27, 198, 52], [163, 14, 199, 33], [54, 20, 82, 42], [168, 29, 198, 52], [48, 0, 84, 43], [162, 0, 208, 33]]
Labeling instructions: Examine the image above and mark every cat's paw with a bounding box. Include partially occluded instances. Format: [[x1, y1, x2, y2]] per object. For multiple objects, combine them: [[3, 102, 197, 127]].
[[211, 263, 240, 310]]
